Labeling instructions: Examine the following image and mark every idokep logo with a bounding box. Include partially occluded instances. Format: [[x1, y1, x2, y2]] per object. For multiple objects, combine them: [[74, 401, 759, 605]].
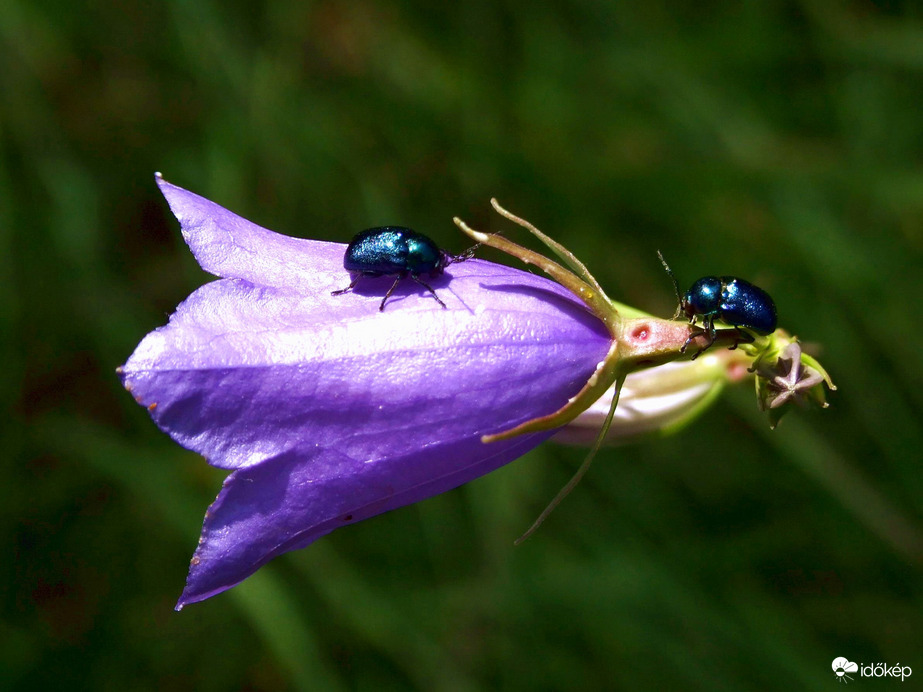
[[832, 657, 913, 683], [832, 658, 858, 683]]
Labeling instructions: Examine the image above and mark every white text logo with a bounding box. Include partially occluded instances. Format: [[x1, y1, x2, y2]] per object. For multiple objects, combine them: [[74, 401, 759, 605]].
[[832, 657, 913, 683]]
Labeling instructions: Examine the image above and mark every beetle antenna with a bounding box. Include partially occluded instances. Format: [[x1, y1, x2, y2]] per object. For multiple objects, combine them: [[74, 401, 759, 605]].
[[657, 250, 683, 320], [448, 242, 481, 265], [447, 231, 503, 266]]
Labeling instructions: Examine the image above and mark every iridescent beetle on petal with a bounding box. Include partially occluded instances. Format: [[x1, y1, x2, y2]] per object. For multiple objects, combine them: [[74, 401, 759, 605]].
[[331, 226, 479, 311]]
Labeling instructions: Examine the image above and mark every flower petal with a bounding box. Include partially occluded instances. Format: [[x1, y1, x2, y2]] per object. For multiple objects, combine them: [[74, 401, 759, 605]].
[[155, 173, 340, 290], [122, 178, 612, 607], [180, 432, 545, 607]]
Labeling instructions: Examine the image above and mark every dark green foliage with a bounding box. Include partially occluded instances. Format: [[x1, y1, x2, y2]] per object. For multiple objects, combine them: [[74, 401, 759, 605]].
[[3, 1, 921, 690]]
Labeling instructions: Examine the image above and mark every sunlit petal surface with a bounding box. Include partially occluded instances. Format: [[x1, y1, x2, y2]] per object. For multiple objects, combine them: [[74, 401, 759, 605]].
[[120, 178, 611, 607]]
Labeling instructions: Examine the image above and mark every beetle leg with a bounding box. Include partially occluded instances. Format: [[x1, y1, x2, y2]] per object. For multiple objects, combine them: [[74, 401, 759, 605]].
[[689, 316, 716, 360], [681, 316, 709, 355], [727, 327, 742, 350], [379, 272, 408, 311], [410, 273, 447, 309], [331, 274, 362, 296], [726, 327, 755, 351], [680, 323, 699, 354]]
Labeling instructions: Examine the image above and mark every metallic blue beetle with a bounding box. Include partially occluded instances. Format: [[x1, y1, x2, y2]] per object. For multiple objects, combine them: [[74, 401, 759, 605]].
[[658, 251, 777, 358], [332, 226, 477, 311]]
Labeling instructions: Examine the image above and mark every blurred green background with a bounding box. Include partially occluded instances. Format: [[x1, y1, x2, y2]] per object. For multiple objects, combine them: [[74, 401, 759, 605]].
[[4, 1, 922, 690]]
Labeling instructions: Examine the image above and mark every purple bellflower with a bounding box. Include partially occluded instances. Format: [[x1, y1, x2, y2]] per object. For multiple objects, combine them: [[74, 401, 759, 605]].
[[122, 177, 616, 608], [121, 176, 834, 608]]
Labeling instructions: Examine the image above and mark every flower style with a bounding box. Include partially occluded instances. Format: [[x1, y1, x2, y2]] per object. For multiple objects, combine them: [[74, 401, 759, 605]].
[[121, 176, 834, 608]]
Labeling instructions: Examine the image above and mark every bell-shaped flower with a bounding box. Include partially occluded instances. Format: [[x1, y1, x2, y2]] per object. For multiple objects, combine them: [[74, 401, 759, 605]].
[[121, 177, 834, 608], [120, 176, 613, 608]]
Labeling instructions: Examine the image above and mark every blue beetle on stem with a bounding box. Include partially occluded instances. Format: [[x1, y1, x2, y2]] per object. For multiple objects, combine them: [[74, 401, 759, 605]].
[[332, 226, 480, 311], [658, 251, 777, 359]]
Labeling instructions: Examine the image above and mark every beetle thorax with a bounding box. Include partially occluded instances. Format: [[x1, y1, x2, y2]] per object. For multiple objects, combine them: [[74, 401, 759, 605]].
[[683, 276, 723, 318]]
